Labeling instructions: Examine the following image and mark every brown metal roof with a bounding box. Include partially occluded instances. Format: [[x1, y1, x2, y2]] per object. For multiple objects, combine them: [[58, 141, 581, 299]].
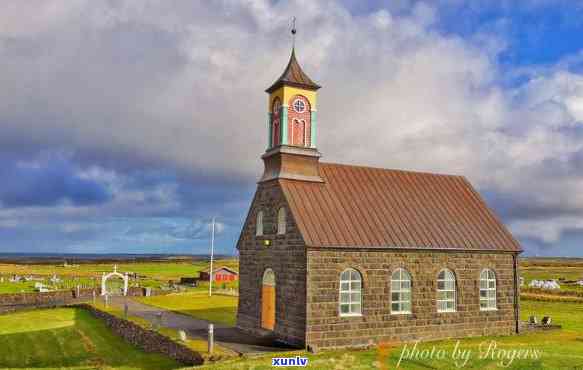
[[279, 162, 522, 252], [265, 48, 321, 93], [201, 266, 239, 274]]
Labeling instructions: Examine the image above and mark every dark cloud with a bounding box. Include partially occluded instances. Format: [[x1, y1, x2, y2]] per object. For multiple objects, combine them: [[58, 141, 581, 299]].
[[483, 189, 581, 222], [0, 156, 112, 207]]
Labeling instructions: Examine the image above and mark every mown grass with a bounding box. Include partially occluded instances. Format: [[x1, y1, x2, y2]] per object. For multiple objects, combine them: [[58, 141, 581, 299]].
[[0, 307, 180, 370], [137, 291, 238, 326]]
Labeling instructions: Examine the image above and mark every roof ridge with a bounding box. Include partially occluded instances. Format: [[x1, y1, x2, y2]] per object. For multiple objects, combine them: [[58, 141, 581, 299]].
[[319, 161, 465, 179]]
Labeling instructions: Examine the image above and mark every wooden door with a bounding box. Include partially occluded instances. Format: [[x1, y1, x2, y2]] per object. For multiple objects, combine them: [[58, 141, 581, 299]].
[[261, 269, 276, 330]]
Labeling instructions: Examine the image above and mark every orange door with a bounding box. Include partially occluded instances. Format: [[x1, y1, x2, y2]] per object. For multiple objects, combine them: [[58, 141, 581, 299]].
[[261, 269, 276, 330]]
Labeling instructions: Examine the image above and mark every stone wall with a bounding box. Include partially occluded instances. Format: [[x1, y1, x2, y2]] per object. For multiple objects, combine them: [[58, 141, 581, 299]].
[[77, 304, 203, 366], [236, 180, 307, 346], [306, 249, 519, 350], [0, 288, 95, 313], [0, 287, 163, 313]]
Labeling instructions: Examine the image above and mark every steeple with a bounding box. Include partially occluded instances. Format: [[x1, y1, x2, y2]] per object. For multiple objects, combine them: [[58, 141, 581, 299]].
[[265, 48, 321, 93], [260, 42, 323, 183]]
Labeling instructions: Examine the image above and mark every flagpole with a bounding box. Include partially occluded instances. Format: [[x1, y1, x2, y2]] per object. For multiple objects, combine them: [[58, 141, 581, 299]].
[[208, 217, 216, 297]]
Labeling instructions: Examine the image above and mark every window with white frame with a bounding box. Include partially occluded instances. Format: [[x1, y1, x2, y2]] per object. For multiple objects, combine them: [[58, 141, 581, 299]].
[[339, 268, 362, 316], [277, 207, 286, 235], [437, 269, 456, 312], [480, 269, 497, 310], [293, 98, 306, 113], [256, 210, 264, 236], [391, 268, 412, 314]]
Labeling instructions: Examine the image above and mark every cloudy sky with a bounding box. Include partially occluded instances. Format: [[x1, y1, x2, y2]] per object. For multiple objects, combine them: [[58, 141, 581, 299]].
[[1, 0, 583, 256]]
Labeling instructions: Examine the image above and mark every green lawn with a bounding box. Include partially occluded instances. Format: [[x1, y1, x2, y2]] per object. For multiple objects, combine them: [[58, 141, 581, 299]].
[[137, 291, 238, 326], [0, 308, 180, 370]]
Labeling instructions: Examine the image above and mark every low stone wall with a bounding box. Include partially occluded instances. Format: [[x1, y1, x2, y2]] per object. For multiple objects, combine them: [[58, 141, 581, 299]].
[[0, 288, 94, 313], [76, 304, 203, 366], [0, 287, 166, 313]]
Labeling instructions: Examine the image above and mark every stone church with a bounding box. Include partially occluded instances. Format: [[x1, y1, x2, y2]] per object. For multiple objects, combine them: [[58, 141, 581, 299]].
[[236, 48, 522, 351]]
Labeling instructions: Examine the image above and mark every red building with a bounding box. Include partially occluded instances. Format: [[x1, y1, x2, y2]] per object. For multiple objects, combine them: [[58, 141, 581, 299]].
[[199, 266, 239, 282]]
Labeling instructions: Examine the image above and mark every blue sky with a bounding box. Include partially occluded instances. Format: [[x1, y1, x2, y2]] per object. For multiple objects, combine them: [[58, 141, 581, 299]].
[[1, 0, 583, 256]]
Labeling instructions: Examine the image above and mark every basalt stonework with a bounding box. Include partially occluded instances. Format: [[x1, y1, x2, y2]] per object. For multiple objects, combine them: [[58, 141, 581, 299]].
[[305, 249, 518, 351], [237, 179, 307, 346]]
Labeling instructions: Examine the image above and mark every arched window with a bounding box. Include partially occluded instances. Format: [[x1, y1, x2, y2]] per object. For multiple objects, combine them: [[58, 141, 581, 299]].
[[263, 268, 275, 286], [480, 269, 497, 310], [437, 269, 456, 312], [339, 268, 362, 316], [272, 98, 281, 146], [391, 268, 412, 314], [256, 210, 264, 236], [277, 207, 286, 235]]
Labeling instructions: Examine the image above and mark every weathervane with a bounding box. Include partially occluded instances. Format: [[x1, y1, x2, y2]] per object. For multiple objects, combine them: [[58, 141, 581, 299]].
[[291, 16, 297, 48]]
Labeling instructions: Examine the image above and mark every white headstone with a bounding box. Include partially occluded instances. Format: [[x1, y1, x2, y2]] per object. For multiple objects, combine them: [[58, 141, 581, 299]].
[[178, 330, 187, 342]]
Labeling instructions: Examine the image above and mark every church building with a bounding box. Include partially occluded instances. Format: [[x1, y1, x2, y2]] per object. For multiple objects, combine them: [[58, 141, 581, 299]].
[[236, 47, 522, 351]]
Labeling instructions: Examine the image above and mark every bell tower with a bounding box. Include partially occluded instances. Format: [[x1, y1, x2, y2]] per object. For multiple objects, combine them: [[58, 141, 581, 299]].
[[260, 47, 323, 183]]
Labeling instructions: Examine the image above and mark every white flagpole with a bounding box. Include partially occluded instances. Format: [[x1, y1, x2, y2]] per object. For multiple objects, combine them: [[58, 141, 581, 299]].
[[209, 217, 216, 297]]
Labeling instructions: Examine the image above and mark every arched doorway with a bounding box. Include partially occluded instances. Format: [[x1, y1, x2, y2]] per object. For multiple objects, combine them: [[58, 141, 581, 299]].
[[261, 268, 276, 330]]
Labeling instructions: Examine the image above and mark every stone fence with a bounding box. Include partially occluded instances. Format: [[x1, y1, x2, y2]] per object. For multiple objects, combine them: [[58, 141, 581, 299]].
[[0, 287, 165, 314], [76, 304, 204, 366]]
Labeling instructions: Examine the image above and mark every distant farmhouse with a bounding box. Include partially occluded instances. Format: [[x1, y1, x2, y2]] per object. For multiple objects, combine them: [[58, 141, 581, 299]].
[[236, 47, 523, 350], [199, 266, 238, 282], [179, 266, 238, 286]]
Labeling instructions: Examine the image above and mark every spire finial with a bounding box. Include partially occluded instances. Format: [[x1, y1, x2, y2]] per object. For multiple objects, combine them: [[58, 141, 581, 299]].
[[291, 16, 297, 48]]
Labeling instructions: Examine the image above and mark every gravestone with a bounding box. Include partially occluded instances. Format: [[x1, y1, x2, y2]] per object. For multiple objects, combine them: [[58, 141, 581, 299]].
[[179, 330, 187, 342]]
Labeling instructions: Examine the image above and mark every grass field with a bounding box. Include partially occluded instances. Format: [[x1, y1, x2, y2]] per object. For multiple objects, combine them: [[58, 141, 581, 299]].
[[137, 291, 238, 326], [0, 307, 180, 370]]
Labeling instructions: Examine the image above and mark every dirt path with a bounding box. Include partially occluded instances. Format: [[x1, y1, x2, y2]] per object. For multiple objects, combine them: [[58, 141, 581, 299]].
[[108, 296, 296, 355]]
